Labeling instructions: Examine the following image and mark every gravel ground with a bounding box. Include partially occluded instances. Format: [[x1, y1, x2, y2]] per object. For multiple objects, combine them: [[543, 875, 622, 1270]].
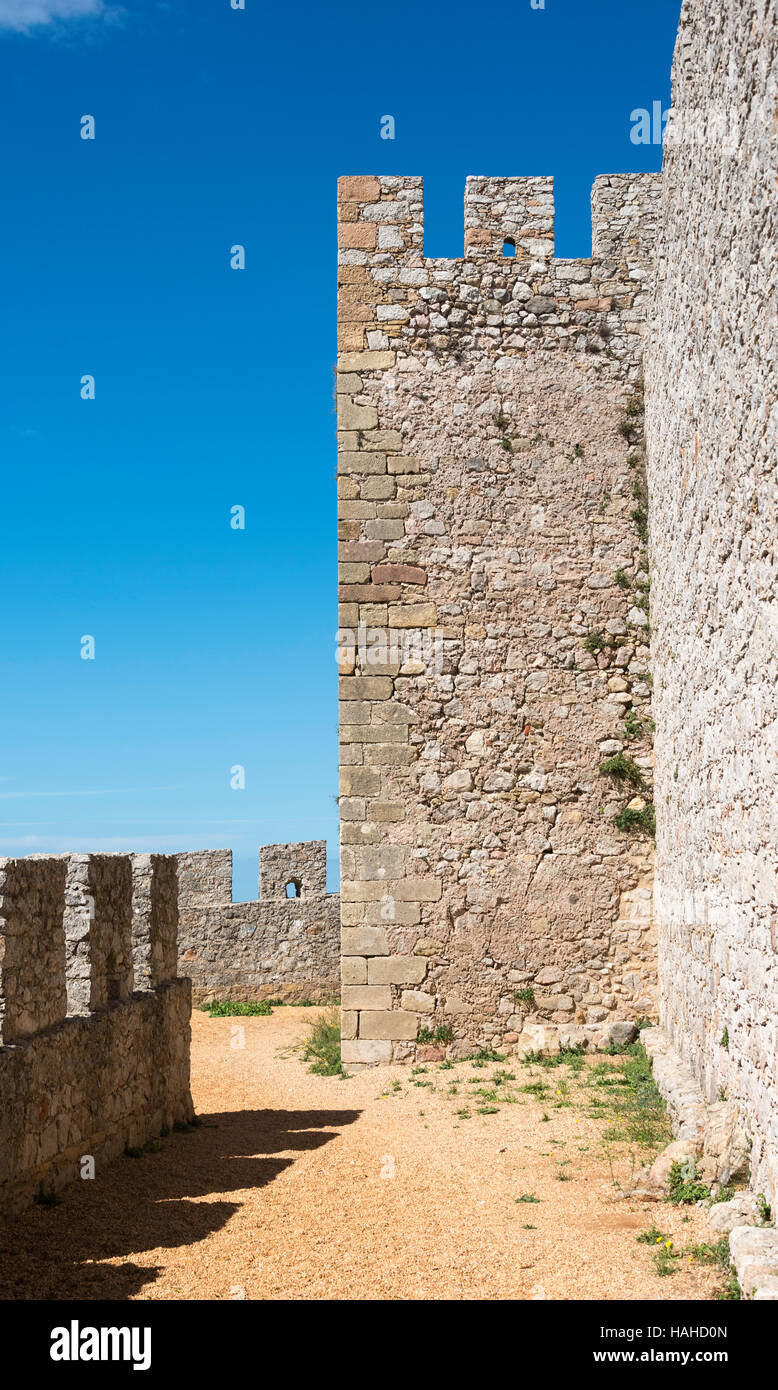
[[0, 1009, 725, 1300]]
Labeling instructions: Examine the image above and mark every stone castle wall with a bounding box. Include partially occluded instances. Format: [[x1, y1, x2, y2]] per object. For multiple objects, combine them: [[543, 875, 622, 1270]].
[[646, 0, 778, 1206], [176, 841, 340, 1005], [336, 173, 660, 1064], [0, 853, 192, 1215]]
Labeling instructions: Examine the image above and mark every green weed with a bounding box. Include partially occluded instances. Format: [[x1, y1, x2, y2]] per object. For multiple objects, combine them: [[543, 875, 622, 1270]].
[[417, 1024, 453, 1045], [612, 803, 656, 836], [599, 753, 644, 786], [205, 999, 275, 1017], [301, 1009, 345, 1077], [667, 1159, 710, 1205]]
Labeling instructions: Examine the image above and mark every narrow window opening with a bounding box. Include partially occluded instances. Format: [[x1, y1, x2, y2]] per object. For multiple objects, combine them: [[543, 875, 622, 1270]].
[[502, 238, 516, 258], [285, 879, 301, 899]]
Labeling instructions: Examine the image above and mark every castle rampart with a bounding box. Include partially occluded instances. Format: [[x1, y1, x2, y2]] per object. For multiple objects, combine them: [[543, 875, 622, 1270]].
[[337, 173, 660, 1063], [0, 852, 192, 1215], [176, 841, 340, 1005], [646, 0, 778, 1206]]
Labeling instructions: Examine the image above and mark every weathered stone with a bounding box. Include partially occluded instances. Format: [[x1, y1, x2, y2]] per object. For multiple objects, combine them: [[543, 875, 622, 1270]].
[[338, 222, 377, 250], [368, 956, 427, 985], [393, 878, 442, 902], [359, 1010, 418, 1041], [608, 1021, 638, 1047], [341, 1010, 358, 1040], [442, 770, 473, 793], [401, 989, 434, 1013], [342, 956, 367, 986], [707, 1195, 767, 1235], [341, 926, 389, 956], [534, 966, 563, 987], [338, 350, 396, 372], [338, 175, 380, 203], [342, 984, 391, 1010], [698, 1102, 751, 1186], [338, 399, 378, 432], [387, 603, 436, 628], [341, 1038, 392, 1065], [515, 1024, 561, 1059], [372, 564, 427, 586], [729, 1226, 778, 1296], [534, 993, 574, 1013]]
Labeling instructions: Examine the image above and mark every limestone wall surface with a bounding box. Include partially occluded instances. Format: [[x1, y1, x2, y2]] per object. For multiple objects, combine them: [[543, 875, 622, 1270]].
[[646, 0, 778, 1205], [176, 841, 340, 1004], [336, 173, 660, 1063], [0, 853, 192, 1215]]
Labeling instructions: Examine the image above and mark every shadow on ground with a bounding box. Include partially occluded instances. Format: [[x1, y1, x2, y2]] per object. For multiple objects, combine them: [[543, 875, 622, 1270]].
[[0, 1107, 361, 1300]]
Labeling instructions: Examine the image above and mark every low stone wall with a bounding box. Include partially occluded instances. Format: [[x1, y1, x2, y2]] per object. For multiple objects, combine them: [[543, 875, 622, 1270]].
[[641, 1026, 749, 1187], [176, 841, 340, 1005], [0, 852, 193, 1215], [0, 980, 192, 1216], [641, 1026, 706, 1146], [638, 1025, 778, 1298]]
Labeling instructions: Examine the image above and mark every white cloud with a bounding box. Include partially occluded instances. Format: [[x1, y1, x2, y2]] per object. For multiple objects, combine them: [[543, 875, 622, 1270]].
[[0, 0, 105, 32], [0, 785, 185, 799]]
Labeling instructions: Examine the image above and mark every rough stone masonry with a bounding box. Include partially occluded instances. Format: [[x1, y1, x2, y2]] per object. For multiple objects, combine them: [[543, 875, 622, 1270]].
[[0, 853, 192, 1214], [176, 841, 340, 1005], [337, 171, 660, 1064], [646, 0, 778, 1209]]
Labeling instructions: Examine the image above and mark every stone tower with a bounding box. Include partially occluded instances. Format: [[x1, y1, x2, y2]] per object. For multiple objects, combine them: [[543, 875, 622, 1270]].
[[336, 173, 660, 1064]]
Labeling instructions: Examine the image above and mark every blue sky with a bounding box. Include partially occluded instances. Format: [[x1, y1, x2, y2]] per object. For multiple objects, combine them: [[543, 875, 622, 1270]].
[[0, 0, 679, 901]]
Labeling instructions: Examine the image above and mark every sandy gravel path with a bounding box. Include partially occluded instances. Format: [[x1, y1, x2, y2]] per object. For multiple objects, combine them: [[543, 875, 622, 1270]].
[[0, 1009, 724, 1300]]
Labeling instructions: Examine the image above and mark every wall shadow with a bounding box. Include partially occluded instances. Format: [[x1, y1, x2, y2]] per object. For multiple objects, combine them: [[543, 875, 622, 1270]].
[[0, 1107, 361, 1300]]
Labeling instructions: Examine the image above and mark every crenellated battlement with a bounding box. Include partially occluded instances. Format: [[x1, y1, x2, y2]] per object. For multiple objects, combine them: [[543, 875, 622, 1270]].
[[63, 853, 135, 1016], [337, 172, 661, 363], [0, 851, 191, 1213], [175, 841, 339, 1006], [0, 856, 67, 1043], [338, 172, 659, 265], [464, 175, 555, 261], [0, 851, 182, 1046], [259, 840, 328, 899], [175, 840, 331, 908]]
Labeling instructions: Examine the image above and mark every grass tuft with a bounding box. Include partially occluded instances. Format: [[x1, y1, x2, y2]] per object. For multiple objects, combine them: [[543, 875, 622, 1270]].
[[301, 1009, 345, 1077], [205, 999, 276, 1016], [599, 753, 644, 786], [667, 1159, 710, 1205], [612, 803, 656, 836], [417, 1024, 453, 1045], [587, 1044, 671, 1150]]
